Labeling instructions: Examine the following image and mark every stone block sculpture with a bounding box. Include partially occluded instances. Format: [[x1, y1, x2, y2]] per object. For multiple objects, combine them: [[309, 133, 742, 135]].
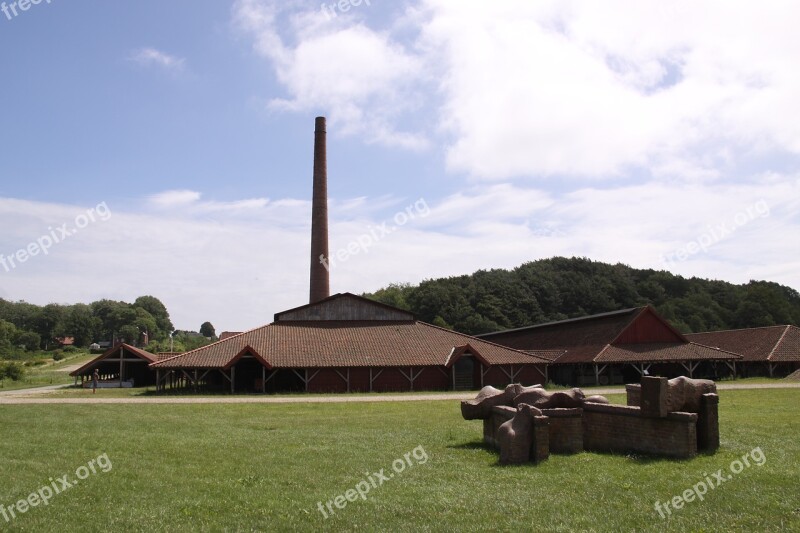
[[461, 376, 720, 464]]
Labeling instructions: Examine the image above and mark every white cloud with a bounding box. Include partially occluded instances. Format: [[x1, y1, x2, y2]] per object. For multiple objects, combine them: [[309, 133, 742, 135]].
[[149, 190, 202, 208], [1, 175, 798, 332], [147, 190, 270, 214], [234, 1, 800, 181], [129, 47, 186, 70], [419, 0, 800, 180], [232, 0, 430, 150]]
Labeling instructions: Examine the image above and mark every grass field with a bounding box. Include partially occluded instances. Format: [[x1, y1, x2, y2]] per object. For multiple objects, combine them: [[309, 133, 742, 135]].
[[0, 389, 798, 532], [0, 353, 95, 392]]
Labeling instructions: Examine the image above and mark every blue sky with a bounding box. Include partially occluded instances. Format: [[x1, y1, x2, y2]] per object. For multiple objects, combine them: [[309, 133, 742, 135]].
[[1, 1, 799, 332]]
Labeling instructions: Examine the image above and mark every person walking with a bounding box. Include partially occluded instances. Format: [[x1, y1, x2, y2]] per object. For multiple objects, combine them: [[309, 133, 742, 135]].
[[92, 369, 99, 394]]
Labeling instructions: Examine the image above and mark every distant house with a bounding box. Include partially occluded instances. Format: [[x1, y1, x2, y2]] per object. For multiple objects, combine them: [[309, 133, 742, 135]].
[[55, 336, 75, 347], [218, 332, 243, 341], [687, 325, 800, 378], [478, 306, 743, 386]]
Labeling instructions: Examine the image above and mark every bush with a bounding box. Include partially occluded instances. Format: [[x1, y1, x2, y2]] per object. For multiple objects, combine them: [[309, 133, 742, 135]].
[[52, 351, 65, 361], [0, 362, 24, 381], [63, 346, 78, 353]]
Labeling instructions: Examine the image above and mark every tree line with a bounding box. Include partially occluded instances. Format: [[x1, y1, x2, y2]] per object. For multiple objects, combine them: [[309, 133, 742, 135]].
[[0, 295, 217, 358], [365, 257, 800, 335]]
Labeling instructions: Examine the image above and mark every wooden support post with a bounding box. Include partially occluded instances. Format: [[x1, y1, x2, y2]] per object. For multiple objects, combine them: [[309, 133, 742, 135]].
[[231, 367, 235, 394], [119, 346, 124, 388], [262, 366, 266, 394], [334, 369, 351, 392], [369, 368, 383, 392], [156, 369, 160, 392], [594, 364, 600, 386], [399, 368, 424, 391]]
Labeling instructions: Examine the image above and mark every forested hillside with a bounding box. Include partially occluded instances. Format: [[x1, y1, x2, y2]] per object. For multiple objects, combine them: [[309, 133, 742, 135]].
[[366, 257, 800, 335], [0, 296, 173, 358]]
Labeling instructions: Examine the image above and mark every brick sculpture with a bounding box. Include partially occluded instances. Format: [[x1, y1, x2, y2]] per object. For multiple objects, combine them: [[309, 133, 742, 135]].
[[462, 376, 720, 464]]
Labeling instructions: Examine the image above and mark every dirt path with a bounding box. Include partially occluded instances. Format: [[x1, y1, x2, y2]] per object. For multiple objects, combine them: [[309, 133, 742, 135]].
[[0, 382, 797, 405]]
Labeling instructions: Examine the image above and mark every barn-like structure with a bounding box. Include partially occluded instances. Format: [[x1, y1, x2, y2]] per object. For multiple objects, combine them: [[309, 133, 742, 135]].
[[151, 293, 550, 393], [69, 343, 163, 387], [478, 306, 742, 386], [687, 325, 800, 378]]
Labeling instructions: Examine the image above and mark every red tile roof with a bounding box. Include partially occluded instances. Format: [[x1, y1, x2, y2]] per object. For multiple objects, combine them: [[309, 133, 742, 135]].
[[152, 320, 550, 370], [478, 306, 741, 364], [687, 325, 800, 362], [595, 342, 743, 363]]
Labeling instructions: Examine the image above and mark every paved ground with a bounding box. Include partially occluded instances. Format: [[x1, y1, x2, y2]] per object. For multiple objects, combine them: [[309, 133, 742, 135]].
[[0, 382, 797, 405]]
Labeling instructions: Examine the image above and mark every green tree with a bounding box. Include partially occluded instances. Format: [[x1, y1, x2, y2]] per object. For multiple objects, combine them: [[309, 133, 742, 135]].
[[134, 296, 173, 340], [63, 304, 99, 347], [200, 322, 216, 338]]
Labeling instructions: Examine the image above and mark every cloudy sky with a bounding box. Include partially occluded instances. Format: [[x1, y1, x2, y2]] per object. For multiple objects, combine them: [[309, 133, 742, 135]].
[[1, 0, 798, 332]]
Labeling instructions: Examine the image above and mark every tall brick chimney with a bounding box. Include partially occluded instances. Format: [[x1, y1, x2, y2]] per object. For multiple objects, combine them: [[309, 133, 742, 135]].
[[309, 116, 330, 303]]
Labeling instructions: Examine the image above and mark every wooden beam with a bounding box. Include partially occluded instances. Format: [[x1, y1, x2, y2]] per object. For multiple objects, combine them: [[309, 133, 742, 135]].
[[369, 368, 383, 392], [399, 367, 424, 391], [481, 365, 491, 388], [498, 365, 522, 384], [334, 369, 351, 393]]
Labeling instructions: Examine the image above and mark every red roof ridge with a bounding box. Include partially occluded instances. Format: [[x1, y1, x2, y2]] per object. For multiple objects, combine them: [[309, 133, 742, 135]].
[[687, 324, 794, 335], [593, 343, 613, 363], [151, 325, 271, 367], [766, 325, 792, 361], [687, 341, 745, 359]]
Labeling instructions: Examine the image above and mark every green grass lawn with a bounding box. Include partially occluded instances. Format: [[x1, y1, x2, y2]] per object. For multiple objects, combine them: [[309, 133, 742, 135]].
[[0, 389, 798, 532], [0, 353, 96, 392]]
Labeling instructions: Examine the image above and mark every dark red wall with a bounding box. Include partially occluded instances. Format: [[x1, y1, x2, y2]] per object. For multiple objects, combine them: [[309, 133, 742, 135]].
[[615, 310, 684, 344]]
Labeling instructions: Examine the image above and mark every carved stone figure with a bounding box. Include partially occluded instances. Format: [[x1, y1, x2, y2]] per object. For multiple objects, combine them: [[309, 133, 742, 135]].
[[497, 404, 543, 464], [664, 376, 717, 413]]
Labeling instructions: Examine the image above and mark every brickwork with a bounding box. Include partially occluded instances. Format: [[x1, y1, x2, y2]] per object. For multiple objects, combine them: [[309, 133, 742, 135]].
[[541, 408, 583, 454], [626, 384, 641, 406], [697, 393, 720, 452], [464, 378, 719, 463], [582, 402, 698, 458]]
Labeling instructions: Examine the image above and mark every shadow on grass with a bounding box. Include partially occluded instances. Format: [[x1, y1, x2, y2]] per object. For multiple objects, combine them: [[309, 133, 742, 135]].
[[449, 439, 709, 467], [447, 441, 490, 451]]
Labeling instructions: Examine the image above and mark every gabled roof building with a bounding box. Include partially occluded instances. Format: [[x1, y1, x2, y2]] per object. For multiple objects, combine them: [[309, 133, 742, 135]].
[[687, 325, 800, 377], [70, 343, 167, 387], [478, 306, 742, 386], [152, 293, 550, 393]]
